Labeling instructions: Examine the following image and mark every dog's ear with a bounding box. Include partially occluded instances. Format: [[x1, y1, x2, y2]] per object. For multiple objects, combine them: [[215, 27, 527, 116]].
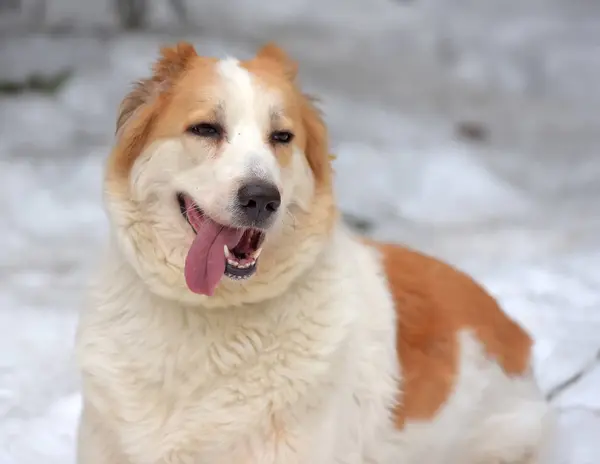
[[115, 78, 156, 136], [300, 94, 332, 189], [256, 42, 298, 81], [116, 42, 197, 134], [110, 42, 197, 181], [152, 41, 197, 87]]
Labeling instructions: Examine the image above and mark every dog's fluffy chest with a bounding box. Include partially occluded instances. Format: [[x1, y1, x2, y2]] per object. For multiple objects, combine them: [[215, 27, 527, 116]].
[[79, 269, 357, 463]]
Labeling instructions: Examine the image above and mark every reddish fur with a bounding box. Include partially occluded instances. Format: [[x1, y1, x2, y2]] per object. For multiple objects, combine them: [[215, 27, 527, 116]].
[[368, 241, 533, 428], [255, 42, 299, 80]]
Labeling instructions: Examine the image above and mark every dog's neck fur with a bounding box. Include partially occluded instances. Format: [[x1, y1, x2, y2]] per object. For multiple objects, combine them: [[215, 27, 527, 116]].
[[79, 221, 370, 463], [101, 180, 338, 310], [94, 220, 349, 318]]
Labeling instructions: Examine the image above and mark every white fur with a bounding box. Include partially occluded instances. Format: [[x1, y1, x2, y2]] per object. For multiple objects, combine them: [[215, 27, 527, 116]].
[[77, 226, 552, 464], [213, 58, 284, 191], [77, 58, 552, 463]]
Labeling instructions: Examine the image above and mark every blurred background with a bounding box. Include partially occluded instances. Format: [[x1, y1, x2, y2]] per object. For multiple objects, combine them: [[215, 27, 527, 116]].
[[0, 0, 599, 462]]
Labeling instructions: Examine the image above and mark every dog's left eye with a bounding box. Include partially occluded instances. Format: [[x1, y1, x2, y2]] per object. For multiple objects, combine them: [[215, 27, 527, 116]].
[[186, 123, 223, 139], [270, 131, 294, 145]]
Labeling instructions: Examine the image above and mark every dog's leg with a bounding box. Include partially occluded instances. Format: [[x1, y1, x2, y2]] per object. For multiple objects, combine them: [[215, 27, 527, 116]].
[[77, 406, 130, 464]]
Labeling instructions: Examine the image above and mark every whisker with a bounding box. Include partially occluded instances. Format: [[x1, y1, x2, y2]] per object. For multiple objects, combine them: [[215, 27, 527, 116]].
[[177, 194, 202, 217], [183, 204, 201, 216]]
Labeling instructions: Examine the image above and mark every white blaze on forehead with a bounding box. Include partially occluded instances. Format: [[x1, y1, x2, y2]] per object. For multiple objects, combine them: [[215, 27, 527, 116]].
[[217, 58, 257, 115], [215, 57, 282, 185]]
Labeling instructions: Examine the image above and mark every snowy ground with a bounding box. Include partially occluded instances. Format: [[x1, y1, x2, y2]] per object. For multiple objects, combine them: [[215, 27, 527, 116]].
[[1, 0, 599, 463]]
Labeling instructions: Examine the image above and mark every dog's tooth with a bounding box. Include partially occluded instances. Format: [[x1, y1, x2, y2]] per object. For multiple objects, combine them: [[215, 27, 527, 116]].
[[251, 247, 263, 259], [224, 245, 232, 258]]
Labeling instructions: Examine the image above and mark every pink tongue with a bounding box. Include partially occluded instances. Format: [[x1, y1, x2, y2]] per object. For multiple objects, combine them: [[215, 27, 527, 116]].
[[183, 206, 243, 296]]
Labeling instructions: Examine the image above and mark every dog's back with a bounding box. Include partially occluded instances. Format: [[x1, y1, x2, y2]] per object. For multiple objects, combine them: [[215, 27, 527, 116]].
[[367, 241, 553, 462]]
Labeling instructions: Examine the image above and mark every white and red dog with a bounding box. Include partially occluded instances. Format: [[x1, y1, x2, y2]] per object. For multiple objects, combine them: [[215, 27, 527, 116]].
[[76, 42, 553, 464]]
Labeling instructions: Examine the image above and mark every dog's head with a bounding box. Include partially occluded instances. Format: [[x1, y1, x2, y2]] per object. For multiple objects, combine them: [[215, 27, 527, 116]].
[[105, 42, 336, 307]]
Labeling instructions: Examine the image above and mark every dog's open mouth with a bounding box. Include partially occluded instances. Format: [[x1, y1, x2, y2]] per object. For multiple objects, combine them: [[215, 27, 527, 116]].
[[177, 193, 265, 296]]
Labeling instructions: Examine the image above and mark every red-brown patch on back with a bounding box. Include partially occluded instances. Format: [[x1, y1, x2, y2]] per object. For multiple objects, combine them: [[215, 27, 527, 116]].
[[108, 42, 200, 182], [241, 43, 334, 191], [367, 241, 532, 428]]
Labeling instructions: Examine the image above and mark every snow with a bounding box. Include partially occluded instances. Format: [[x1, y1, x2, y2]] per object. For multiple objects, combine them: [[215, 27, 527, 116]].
[[556, 410, 600, 464], [1, 0, 599, 463], [335, 141, 533, 225]]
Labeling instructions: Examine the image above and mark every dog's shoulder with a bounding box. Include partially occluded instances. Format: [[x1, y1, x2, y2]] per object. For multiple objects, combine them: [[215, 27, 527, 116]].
[[364, 240, 532, 428]]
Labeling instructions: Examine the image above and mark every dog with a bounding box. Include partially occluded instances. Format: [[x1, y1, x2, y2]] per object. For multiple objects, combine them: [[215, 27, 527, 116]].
[[76, 42, 553, 464]]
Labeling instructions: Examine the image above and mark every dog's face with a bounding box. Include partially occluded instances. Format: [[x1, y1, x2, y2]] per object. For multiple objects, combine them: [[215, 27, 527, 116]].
[[105, 43, 336, 307]]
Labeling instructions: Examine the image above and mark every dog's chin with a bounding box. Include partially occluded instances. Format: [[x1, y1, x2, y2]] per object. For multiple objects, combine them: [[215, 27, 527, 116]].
[[176, 193, 269, 296]]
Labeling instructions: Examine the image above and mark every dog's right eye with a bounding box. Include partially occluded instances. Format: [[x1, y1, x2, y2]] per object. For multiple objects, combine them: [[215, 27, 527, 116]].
[[186, 123, 223, 139]]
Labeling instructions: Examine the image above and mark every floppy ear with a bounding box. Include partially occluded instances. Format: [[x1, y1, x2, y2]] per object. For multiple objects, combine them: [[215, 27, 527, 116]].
[[110, 42, 197, 180], [256, 42, 298, 81]]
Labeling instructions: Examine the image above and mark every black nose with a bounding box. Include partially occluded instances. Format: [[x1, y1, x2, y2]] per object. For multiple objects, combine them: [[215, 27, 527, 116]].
[[236, 181, 281, 225]]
